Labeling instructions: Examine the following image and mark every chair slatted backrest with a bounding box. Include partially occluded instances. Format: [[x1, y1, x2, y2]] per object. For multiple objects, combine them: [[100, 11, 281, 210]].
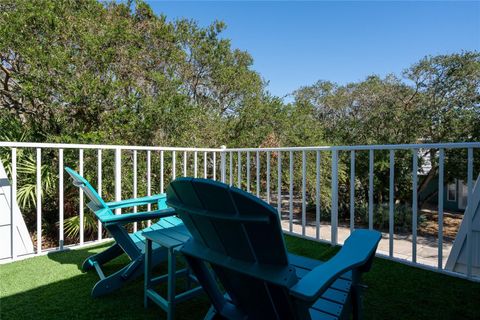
[[167, 178, 298, 319], [66, 168, 143, 260], [65, 167, 111, 220]]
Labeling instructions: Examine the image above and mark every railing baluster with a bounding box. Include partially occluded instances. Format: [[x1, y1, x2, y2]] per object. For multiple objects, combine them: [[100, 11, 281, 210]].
[[36, 148, 43, 252], [203, 151, 207, 178], [194, 151, 198, 178], [160, 150, 164, 193], [301, 151, 306, 236], [277, 151, 282, 217], [466, 148, 473, 277], [289, 151, 293, 233], [229, 151, 233, 186], [266, 151, 271, 203], [97, 150, 102, 240], [221, 149, 226, 183], [412, 149, 418, 263], [115, 148, 122, 215], [172, 150, 176, 180], [133, 150, 137, 232], [147, 150, 151, 227], [172, 150, 177, 180], [331, 150, 338, 246], [316, 151, 321, 240], [183, 151, 187, 177], [79, 149, 84, 245], [59, 149, 64, 249], [247, 151, 251, 192], [438, 149, 444, 269], [350, 151, 355, 233], [369, 149, 374, 230], [11, 148, 16, 259], [237, 151, 242, 188], [213, 152, 216, 180], [389, 150, 394, 257], [256, 151, 260, 197]]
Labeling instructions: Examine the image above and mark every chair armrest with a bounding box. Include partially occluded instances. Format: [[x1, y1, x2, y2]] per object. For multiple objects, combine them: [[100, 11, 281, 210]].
[[289, 229, 381, 302], [102, 208, 176, 226], [106, 194, 166, 210]]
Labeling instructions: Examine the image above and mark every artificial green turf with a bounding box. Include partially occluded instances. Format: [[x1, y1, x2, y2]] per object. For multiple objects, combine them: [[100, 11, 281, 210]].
[[1, 236, 479, 320]]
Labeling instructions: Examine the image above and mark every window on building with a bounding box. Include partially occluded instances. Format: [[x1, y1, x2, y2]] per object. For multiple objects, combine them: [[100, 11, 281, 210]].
[[447, 181, 456, 202]]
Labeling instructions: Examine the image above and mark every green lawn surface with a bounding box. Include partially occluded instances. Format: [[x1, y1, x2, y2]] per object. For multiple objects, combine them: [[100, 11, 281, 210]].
[[1, 235, 479, 320]]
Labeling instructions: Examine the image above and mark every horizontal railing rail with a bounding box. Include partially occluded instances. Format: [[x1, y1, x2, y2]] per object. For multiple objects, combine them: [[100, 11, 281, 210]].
[[226, 142, 480, 152], [2, 141, 479, 151], [0, 141, 221, 152], [0, 141, 478, 282]]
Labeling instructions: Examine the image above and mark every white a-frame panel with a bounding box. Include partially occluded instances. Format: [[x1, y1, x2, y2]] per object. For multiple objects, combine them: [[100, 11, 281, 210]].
[[0, 162, 34, 260], [445, 175, 480, 276]]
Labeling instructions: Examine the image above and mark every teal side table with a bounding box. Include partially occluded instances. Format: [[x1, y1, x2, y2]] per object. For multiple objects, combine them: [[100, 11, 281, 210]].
[[143, 226, 203, 320]]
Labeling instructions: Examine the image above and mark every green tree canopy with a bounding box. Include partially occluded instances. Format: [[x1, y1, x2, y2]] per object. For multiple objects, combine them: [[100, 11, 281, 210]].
[[294, 52, 480, 146], [0, 0, 266, 147]]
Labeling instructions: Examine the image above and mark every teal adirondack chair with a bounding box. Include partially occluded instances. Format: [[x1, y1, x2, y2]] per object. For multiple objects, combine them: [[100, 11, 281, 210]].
[[65, 167, 186, 297], [166, 178, 381, 320]]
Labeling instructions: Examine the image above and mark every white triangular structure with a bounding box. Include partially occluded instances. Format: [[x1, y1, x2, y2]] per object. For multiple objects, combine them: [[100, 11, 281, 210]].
[[0, 161, 34, 260], [445, 175, 480, 276]]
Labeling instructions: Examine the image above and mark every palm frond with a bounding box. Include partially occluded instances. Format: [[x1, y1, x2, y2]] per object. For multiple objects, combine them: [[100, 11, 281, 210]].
[[63, 212, 98, 239]]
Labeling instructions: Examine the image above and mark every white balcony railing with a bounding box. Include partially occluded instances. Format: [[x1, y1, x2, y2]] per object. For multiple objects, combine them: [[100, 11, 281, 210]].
[[0, 141, 478, 281]]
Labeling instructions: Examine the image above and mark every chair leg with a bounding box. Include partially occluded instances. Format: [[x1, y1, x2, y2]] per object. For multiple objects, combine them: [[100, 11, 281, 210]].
[[351, 270, 365, 320], [121, 255, 144, 280], [185, 264, 192, 291], [204, 305, 219, 320], [82, 243, 123, 272], [91, 247, 168, 297], [352, 284, 361, 320], [92, 261, 143, 297], [144, 239, 152, 308], [167, 248, 176, 320]]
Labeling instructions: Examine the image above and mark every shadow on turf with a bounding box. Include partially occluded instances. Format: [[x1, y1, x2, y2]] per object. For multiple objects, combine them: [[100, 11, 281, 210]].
[[1, 244, 210, 320], [47, 242, 113, 269], [3, 237, 479, 320]]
